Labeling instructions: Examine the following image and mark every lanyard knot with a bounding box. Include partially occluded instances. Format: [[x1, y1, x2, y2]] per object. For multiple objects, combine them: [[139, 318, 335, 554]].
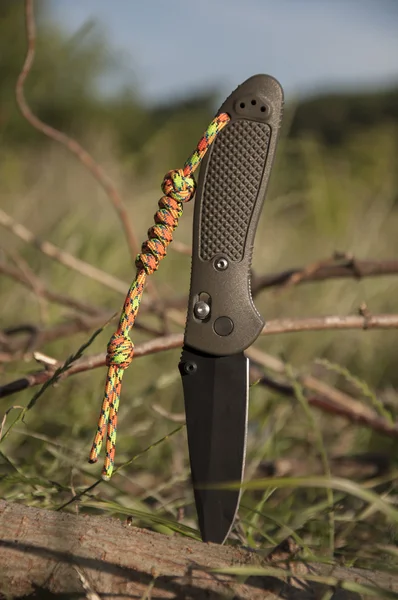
[[106, 332, 134, 369], [161, 169, 196, 203]]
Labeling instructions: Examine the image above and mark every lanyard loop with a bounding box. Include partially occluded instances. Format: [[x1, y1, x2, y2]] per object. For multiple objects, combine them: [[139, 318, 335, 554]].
[[89, 112, 230, 480]]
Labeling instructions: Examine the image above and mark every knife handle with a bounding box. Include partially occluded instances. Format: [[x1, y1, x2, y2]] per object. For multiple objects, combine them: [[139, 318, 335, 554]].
[[184, 75, 284, 356]]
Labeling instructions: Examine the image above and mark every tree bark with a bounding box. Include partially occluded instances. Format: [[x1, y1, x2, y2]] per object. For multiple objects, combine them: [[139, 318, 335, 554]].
[[0, 500, 396, 599]]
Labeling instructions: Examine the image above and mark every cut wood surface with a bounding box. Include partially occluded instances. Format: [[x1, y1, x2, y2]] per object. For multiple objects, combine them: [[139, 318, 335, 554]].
[[0, 501, 397, 599]]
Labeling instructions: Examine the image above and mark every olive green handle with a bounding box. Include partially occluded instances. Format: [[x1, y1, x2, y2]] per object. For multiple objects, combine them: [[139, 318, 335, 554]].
[[184, 74, 284, 356]]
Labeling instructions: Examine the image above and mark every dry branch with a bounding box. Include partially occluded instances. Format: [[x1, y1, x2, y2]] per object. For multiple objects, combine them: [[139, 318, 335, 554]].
[[3, 246, 49, 320], [16, 0, 139, 263], [0, 500, 396, 599], [262, 313, 398, 333], [2, 317, 398, 443], [247, 345, 398, 436], [2, 310, 398, 397], [171, 240, 193, 256], [0, 259, 105, 316], [252, 257, 398, 293], [254, 368, 398, 440], [0, 313, 115, 359], [0, 208, 129, 294], [0, 334, 182, 399], [3, 311, 398, 399], [0, 312, 163, 360]]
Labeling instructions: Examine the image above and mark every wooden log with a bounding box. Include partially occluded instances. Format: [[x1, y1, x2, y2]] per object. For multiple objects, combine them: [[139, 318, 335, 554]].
[[0, 500, 397, 599]]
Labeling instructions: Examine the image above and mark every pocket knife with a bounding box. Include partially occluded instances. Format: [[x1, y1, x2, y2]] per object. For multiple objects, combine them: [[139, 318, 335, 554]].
[[179, 74, 284, 544]]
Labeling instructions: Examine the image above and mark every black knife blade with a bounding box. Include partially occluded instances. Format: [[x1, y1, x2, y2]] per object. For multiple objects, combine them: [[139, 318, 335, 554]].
[[179, 74, 284, 544]]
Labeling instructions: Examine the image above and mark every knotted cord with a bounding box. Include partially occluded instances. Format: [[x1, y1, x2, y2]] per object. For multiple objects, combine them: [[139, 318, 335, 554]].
[[89, 112, 230, 480]]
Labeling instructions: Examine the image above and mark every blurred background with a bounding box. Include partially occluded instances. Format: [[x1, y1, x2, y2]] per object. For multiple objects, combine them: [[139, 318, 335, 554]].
[[1, 0, 398, 560], [52, 0, 398, 101]]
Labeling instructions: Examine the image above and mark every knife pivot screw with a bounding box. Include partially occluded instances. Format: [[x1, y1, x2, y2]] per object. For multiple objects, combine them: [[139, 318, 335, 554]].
[[194, 300, 210, 320], [214, 257, 229, 271], [183, 361, 197, 375]]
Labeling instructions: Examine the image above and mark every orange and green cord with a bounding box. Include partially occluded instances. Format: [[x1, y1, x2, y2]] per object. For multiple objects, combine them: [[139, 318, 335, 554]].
[[89, 112, 230, 480]]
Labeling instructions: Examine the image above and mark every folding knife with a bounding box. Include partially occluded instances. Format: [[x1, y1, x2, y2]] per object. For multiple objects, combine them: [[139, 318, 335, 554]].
[[179, 74, 284, 544]]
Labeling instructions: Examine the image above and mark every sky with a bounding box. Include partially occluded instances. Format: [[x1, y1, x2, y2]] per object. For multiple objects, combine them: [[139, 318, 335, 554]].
[[50, 0, 398, 104]]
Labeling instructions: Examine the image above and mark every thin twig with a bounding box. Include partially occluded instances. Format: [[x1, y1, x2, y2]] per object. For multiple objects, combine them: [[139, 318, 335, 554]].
[[0, 257, 166, 357], [0, 334, 183, 399], [261, 313, 398, 334], [258, 369, 398, 439], [0, 208, 129, 295], [0, 260, 105, 316], [2, 311, 398, 402], [33, 352, 57, 368], [248, 348, 398, 437], [170, 241, 192, 256], [0, 406, 24, 440], [0, 312, 163, 363], [2, 328, 398, 442], [3, 247, 49, 322], [255, 379, 398, 438], [151, 404, 185, 423], [255, 452, 391, 479], [16, 0, 139, 265], [0, 324, 40, 356], [252, 257, 398, 294], [307, 394, 398, 435], [279, 255, 342, 290]]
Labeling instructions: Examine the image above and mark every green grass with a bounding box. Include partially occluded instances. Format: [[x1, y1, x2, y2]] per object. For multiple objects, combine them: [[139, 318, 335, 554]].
[[1, 116, 398, 597]]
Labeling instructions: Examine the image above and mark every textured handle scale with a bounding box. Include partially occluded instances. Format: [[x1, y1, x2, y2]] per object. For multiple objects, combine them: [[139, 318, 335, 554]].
[[185, 74, 284, 356], [199, 120, 271, 262]]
